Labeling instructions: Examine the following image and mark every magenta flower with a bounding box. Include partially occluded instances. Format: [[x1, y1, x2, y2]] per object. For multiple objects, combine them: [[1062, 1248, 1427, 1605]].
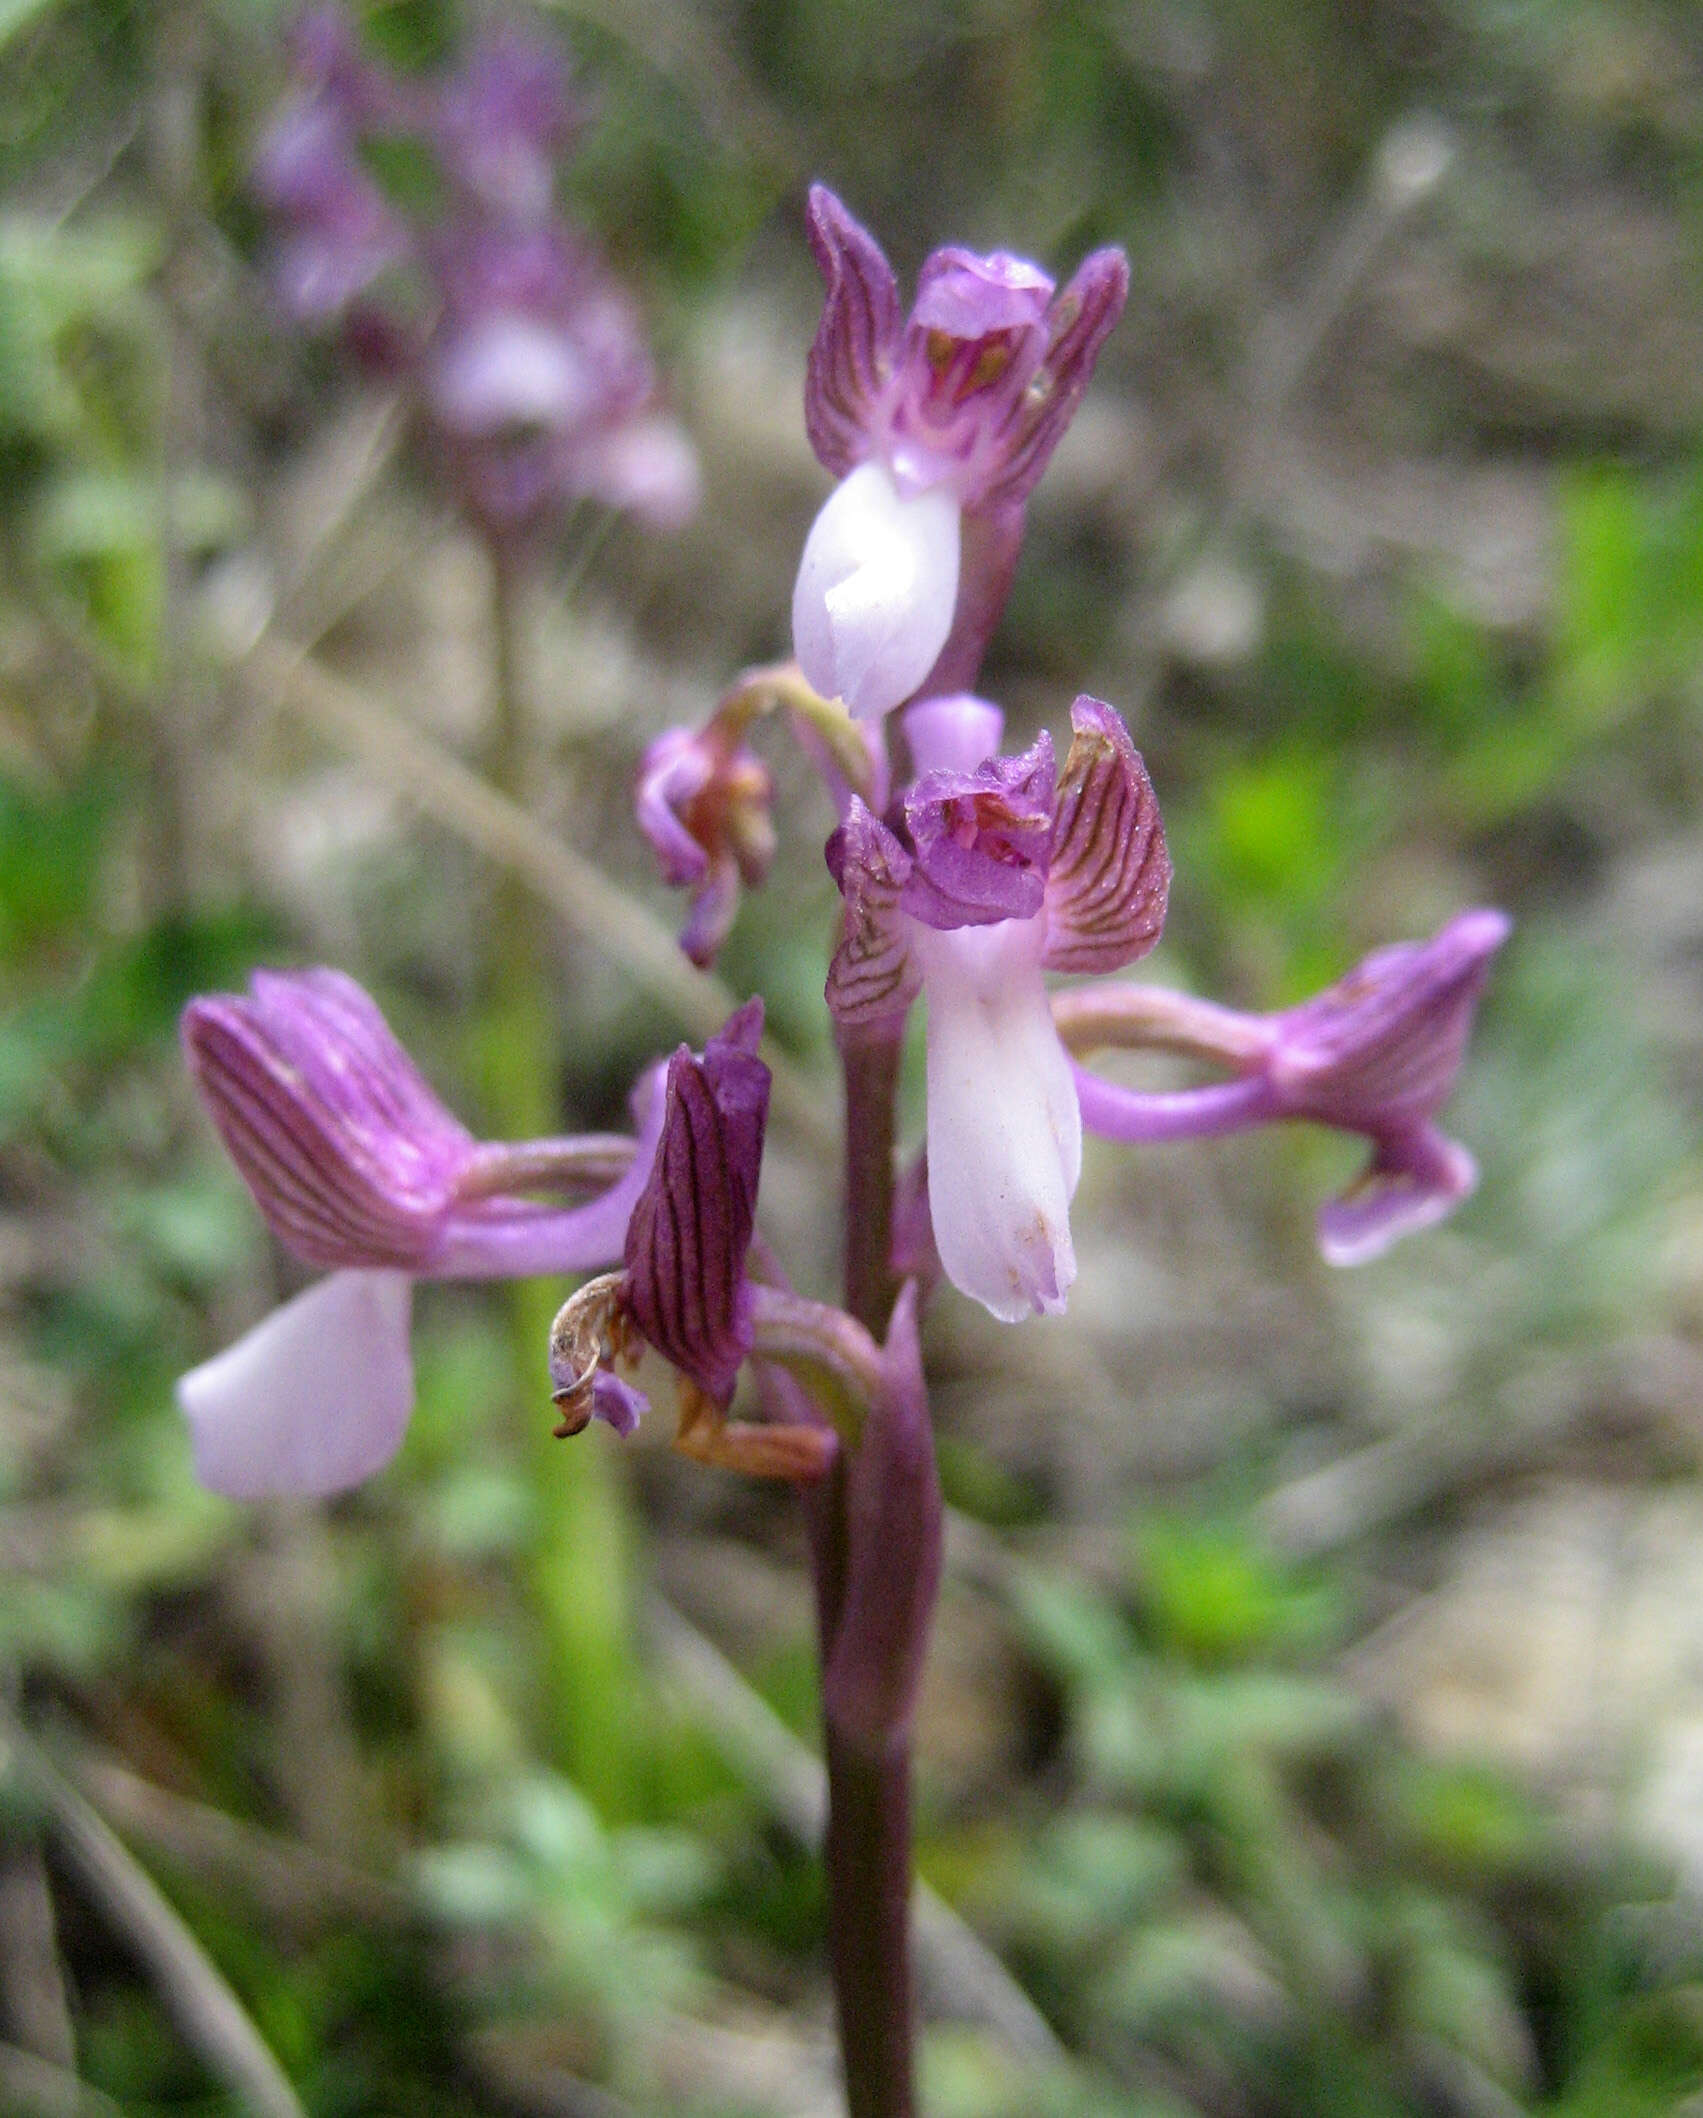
[[548, 1000, 840, 1482], [177, 969, 664, 1497], [791, 187, 1128, 721], [826, 693, 1169, 1319], [636, 722, 776, 969], [1067, 909, 1512, 1264]]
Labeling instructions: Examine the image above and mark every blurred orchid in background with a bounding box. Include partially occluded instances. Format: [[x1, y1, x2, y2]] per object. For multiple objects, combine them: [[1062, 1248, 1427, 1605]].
[[253, 6, 697, 535]]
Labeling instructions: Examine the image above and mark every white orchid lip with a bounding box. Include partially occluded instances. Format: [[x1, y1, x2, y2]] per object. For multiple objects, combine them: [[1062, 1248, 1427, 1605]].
[[176, 1269, 414, 1499], [792, 461, 960, 722], [912, 917, 1081, 1323]]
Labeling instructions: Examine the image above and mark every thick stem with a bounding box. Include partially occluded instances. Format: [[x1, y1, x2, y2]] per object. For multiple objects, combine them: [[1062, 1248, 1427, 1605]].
[[839, 1025, 903, 1340], [816, 1015, 920, 2118], [824, 1728, 917, 2118]]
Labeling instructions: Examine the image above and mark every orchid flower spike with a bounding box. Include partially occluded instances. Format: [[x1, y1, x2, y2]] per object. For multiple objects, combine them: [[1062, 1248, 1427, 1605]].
[[826, 693, 1169, 1321], [176, 968, 664, 1498], [1067, 909, 1512, 1265], [791, 187, 1129, 722], [253, 9, 697, 531]]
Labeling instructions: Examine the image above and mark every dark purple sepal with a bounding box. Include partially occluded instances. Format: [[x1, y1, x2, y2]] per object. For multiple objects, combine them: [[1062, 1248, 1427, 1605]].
[[819, 1283, 943, 1750], [182, 969, 474, 1270], [621, 1000, 769, 1408], [824, 802, 922, 1030], [985, 244, 1129, 509], [803, 185, 902, 479], [899, 731, 1056, 931], [1041, 695, 1170, 973]]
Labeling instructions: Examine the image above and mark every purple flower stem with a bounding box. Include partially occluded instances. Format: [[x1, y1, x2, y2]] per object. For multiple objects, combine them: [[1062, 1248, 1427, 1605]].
[[839, 1022, 904, 1338], [824, 1729, 918, 2118], [814, 1014, 922, 2118], [1071, 1065, 1279, 1143]]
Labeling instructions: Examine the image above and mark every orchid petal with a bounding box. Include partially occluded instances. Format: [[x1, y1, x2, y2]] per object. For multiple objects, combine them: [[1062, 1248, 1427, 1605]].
[[914, 918, 1080, 1321], [590, 1368, 649, 1437], [177, 1269, 414, 1499], [900, 733, 1056, 932], [1271, 909, 1511, 1129], [824, 801, 921, 1030], [988, 246, 1130, 507], [183, 972, 474, 1270], [1317, 1127, 1478, 1267], [1042, 695, 1170, 973], [792, 462, 960, 722], [803, 185, 902, 478], [635, 730, 714, 886]]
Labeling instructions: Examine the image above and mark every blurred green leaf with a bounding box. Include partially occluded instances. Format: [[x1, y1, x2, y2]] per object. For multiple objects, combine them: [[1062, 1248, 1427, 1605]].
[[1130, 1513, 1344, 1665]]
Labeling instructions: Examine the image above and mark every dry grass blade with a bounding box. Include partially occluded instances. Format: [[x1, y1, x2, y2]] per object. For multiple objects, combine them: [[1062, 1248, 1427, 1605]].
[[246, 634, 836, 1156], [0, 1838, 75, 2075], [646, 1595, 1063, 2060], [72, 1753, 403, 1931], [10, 1729, 306, 2118], [0, 2040, 122, 2118]]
